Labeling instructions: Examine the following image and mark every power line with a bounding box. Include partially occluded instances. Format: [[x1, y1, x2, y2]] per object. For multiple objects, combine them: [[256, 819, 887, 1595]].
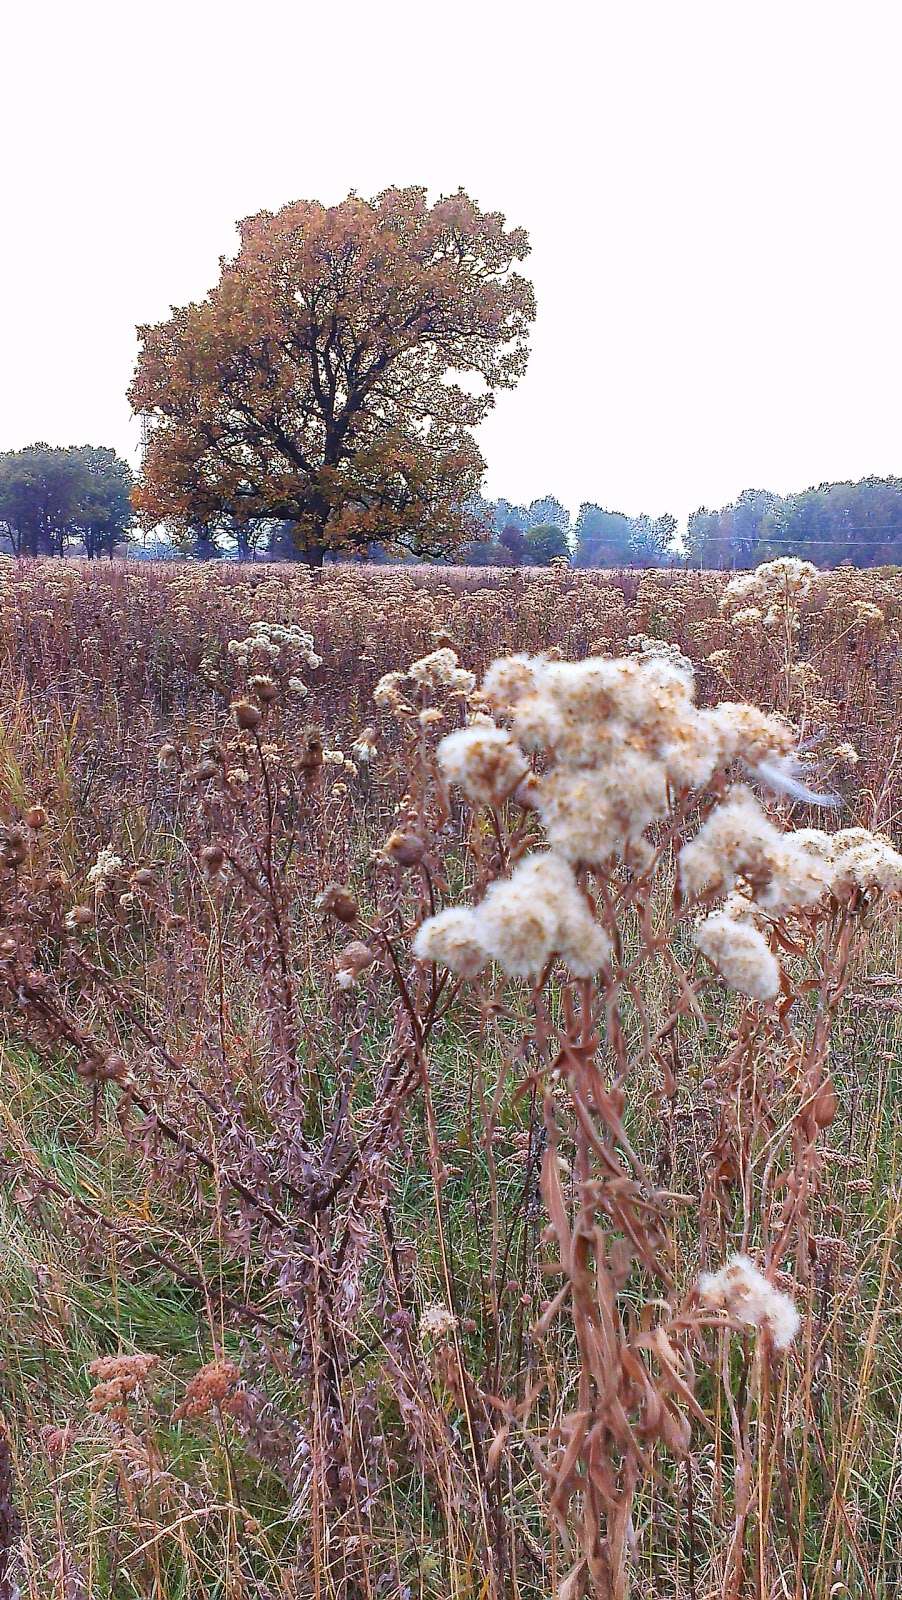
[[685, 531, 902, 546]]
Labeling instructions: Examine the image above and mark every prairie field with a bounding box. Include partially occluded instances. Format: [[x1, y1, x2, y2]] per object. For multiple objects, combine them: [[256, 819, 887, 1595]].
[[1, 554, 901, 1600]]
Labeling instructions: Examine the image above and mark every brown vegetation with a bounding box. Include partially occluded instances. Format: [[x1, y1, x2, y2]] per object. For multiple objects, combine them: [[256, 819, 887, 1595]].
[[0, 555, 900, 1599]]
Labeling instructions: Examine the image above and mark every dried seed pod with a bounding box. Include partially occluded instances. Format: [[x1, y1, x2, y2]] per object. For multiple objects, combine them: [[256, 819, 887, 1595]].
[[316, 883, 358, 924], [76, 1050, 105, 1081], [131, 868, 155, 887], [249, 675, 279, 703], [295, 731, 324, 773], [335, 940, 375, 988], [200, 844, 226, 879], [383, 831, 425, 866], [231, 700, 262, 731], [100, 1053, 129, 1083], [2, 829, 27, 868], [66, 905, 95, 930]]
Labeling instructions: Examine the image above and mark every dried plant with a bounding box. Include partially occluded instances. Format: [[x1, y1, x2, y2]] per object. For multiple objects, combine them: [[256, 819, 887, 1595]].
[[0, 555, 900, 1599]]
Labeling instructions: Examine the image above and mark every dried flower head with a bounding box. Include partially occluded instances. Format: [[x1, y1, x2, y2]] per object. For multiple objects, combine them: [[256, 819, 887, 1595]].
[[694, 908, 781, 1002], [335, 940, 375, 989], [173, 1359, 240, 1421], [698, 1254, 800, 1349], [437, 722, 528, 806], [231, 699, 262, 731], [316, 883, 359, 924], [88, 1352, 159, 1413], [419, 1303, 457, 1344]]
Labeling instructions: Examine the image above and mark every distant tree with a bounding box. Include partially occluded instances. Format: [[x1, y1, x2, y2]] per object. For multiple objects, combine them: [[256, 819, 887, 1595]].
[[491, 498, 529, 534], [526, 495, 569, 533], [499, 522, 528, 563], [161, 516, 224, 561], [652, 513, 678, 555], [71, 446, 134, 558], [193, 532, 224, 561], [0, 445, 84, 556], [460, 537, 511, 566], [0, 443, 133, 558], [526, 523, 570, 564], [466, 494, 496, 540], [573, 504, 634, 567], [572, 504, 675, 568], [685, 489, 782, 569], [684, 507, 718, 569], [264, 521, 304, 562], [629, 512, 678, 567], [685, 479, 902, 569], [777, 478, 902, 566], [130, 186, 535, 565]]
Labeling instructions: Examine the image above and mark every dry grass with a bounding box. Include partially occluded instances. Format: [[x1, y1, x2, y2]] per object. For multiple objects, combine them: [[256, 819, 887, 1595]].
[[0, 555, 900, 1600]]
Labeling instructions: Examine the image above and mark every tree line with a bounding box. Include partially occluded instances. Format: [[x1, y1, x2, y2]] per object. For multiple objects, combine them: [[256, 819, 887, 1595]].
[[1, 185, 901, 569], [463, 498, 679, 567], [684, 481, 902, 569], [4, 443, 902, 570]]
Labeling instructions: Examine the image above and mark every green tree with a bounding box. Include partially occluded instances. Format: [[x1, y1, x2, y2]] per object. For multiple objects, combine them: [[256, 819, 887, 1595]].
[[629, 512, 677, 567], [0, 444, 134, 559], [71, 446, 135, 558], [685, 489, 782, 569], [526, 522, 570, 564], [573, 504, 676, 568], [526, 495, 569, 533], [491, 497, 529, 533], [0, 445, 86, 556]]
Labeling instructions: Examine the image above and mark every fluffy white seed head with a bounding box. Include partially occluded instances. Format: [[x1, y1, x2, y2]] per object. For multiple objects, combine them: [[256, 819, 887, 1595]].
[[831, 831, 902, 897], [437, 723, 528, 806], [698, 1254, 800, 1349], [679, 789, 778, 901], [87, 845, 123, 887], [413, 907, 488, 978], [693, 909, 781, 1001], [536, 756, 668, 866], [475, 858, 564, 977], [415, 853, 611, 982]]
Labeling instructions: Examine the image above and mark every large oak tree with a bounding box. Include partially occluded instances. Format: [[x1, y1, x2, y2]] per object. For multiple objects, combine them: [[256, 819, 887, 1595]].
[[129, 187, 535, 562]]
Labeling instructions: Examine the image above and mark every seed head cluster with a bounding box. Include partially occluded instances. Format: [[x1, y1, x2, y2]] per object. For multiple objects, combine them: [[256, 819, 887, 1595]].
[[722, 557, 820, 610], [682, 789, 902, 997], [415, 852, 611, 980], [411, 646, 902, 995]]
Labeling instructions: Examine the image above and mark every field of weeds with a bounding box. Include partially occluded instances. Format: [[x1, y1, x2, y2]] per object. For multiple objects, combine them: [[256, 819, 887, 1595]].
[[0, 554, 900, 1600]]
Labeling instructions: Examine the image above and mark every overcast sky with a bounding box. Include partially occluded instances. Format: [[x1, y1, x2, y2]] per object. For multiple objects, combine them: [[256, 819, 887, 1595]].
[[3, 0, 901, 526]]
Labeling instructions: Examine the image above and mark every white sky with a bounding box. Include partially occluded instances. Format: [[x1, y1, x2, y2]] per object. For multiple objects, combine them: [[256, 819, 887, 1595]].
[[3, 0, 901, 528]]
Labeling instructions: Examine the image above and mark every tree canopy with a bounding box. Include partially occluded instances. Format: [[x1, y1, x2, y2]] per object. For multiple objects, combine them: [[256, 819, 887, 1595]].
[[0, 444, 134, 558], [129, 186, 535, 564], [526, 522, 570, 563]]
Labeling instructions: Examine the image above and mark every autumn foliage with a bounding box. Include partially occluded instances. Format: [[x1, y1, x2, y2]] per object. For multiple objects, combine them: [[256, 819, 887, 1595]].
[[129, 187, 535, 561]]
